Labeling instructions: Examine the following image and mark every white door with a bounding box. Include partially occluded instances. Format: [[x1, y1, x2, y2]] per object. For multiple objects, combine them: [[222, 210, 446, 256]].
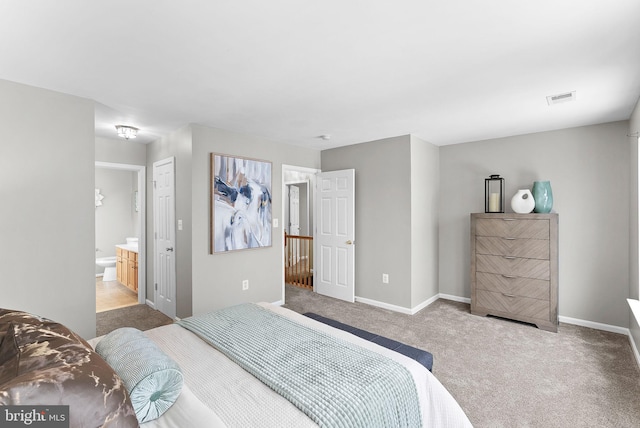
[[315, 169, 355, 302], [289, 185, 300, 235], [153, 158, 176, 319]]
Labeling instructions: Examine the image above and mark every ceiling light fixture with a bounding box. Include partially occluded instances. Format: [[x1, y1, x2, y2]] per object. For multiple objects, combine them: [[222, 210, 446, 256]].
[[115, 125, 139, 139], [318, 134, 332, 140]]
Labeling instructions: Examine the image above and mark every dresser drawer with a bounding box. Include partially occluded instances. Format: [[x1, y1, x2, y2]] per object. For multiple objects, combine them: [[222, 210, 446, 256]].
[[475, 218, 549, 239], [476, 254, 549, 280], [476, 272, 549, 300], [476, 290, 551, 320], [476, 236, 549, 259]]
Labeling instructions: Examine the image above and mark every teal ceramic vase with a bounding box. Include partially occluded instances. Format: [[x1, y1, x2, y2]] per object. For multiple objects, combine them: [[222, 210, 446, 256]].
[[532, 181, 553, 213]]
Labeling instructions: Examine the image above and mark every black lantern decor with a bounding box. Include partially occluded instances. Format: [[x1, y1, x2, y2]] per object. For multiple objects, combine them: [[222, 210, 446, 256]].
[[485, 174, 505, 213]]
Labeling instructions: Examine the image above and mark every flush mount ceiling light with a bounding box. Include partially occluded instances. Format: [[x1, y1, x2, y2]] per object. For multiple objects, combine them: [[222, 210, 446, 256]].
[[115, 125, 139, 139], [546, 91, 576, 106]]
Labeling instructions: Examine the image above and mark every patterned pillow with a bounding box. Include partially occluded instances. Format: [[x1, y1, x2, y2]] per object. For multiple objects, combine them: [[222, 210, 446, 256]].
[[0, 309, 138, 427]]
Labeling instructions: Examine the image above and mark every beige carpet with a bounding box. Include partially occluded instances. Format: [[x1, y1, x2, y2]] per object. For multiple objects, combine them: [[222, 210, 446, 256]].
[[96, 304, 173, 337], [284, 284, 640, 428]]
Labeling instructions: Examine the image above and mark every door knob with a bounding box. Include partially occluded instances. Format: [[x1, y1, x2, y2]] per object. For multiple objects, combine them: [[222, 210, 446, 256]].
[[166, 247, 174, 252], [346, 240, 353, 245]]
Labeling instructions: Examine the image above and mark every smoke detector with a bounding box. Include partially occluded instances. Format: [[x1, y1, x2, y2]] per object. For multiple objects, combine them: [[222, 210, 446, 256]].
[[546, 91, 576, 105]]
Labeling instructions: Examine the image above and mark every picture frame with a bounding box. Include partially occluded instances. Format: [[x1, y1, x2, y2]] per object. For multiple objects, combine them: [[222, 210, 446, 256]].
[[210, 153, 272, 253]]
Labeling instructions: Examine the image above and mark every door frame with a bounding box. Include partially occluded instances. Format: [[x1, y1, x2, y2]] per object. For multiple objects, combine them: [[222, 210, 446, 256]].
[[281, 165, 320, 303], [95, 161, 146, 305]]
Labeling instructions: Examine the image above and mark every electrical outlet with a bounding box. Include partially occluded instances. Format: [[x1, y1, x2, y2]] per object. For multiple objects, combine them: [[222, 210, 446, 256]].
[[382, 273, 389, 284], [242, 280, 249, 290]]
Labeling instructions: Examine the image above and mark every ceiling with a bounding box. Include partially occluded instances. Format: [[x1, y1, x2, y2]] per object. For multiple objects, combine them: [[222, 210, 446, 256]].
[[1, 1, 639, 149]]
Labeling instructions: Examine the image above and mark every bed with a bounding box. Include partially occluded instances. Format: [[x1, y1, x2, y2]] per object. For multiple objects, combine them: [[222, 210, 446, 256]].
[[1, 303, 473, 427]]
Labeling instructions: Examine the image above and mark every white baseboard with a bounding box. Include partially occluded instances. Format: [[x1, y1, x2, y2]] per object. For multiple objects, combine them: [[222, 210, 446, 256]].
[[629, 331, 640, 369], [355, 294, 441, 315], [145, 299, 155, 309], [558, 315, 629, 335], [438, 293, 471, 304], [355, 296, 414, 314], [271, 299, 284, 306]]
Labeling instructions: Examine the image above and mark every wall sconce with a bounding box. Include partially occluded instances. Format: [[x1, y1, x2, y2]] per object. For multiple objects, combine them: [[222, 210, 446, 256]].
[[115, 125, 139, 140], [485, 174, 505, 213]]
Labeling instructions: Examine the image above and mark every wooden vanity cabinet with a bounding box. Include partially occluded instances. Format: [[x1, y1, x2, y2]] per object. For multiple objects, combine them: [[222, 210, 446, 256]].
[[470, 213, 558, 332], [116, 247, 138, 292]]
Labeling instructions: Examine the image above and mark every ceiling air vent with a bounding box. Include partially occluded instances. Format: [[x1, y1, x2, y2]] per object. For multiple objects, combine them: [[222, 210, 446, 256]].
[[547, 91, 576, 105]]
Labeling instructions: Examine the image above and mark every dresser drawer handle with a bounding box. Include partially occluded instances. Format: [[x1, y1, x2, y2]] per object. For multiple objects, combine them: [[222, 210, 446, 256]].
[[503, 218, 517, 221], [501, 274, 517, 279], [502, 237, 516, 240], [502, 293, 516, 298], [503, 256, 516, 260]]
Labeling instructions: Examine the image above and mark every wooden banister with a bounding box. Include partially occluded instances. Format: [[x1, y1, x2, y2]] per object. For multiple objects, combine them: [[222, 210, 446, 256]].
[[284, 234, 313, 290]]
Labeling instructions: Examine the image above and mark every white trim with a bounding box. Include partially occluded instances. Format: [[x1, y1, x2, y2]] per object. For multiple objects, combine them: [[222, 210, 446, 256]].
[[629, 330, 640, 369], [146, 299, 155, 309], [355, 294, 440, 315], [271, 299, 284, 307], [355, 293, 469, 315], [558, 315, 629, 335], [413, 294, 440, 313], [355, 296, 414, 314], [438, 293, 471, 304]]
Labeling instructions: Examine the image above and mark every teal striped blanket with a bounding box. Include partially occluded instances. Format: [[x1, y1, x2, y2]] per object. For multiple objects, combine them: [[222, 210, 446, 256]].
[[177, 303, 422, 428]]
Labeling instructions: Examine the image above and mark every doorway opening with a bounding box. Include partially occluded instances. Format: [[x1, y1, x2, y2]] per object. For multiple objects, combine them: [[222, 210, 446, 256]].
[[282, 165, 320, 302], [95, 161, 146, 313]]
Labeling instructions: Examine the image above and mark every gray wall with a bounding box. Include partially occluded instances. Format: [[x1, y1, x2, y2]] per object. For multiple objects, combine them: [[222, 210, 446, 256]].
[[0, 79, 96, 338], [629, 97, 640, 348], [410, 135, 440, 306], [322, 136, 414, 308], [146, 126, 193, 318], [96, 136, 147, 165], [95, 168, 137, 274], [439, 121, 631, 328], [191, 124, 321, 315]]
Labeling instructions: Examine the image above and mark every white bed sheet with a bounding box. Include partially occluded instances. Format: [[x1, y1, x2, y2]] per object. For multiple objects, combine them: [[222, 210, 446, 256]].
[[97, 303, 473, 427]]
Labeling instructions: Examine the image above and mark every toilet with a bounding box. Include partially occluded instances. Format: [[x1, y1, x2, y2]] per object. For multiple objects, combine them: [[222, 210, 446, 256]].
[[96, 256, 117, 282]]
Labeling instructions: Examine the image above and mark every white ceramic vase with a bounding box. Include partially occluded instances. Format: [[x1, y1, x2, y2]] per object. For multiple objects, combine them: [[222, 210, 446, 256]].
[[511, 189, 535, 214]]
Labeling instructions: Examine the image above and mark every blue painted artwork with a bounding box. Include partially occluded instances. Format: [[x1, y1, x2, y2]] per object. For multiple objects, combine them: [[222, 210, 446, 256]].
[[211, 154, 272, 253]]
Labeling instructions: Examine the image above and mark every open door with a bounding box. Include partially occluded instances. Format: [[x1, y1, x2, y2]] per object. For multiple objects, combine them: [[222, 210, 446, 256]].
[[315, 169, 355, 302], [153, 157, 176, 319], [288, 185, 300, 235]]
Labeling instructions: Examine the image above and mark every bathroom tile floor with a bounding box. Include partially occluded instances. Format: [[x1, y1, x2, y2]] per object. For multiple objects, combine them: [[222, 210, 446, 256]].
[[96, 278, 138, 313]]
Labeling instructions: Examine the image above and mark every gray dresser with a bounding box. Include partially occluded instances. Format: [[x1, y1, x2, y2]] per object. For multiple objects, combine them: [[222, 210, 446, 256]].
[[470, 213, 559, 332]]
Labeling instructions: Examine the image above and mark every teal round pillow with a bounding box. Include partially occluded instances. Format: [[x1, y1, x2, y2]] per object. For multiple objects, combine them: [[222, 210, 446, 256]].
[[96, 327, 183, 423]]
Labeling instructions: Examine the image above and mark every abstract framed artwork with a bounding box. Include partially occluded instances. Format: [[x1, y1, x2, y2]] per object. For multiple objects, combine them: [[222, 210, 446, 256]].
[[210, 153, 272, 253]]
